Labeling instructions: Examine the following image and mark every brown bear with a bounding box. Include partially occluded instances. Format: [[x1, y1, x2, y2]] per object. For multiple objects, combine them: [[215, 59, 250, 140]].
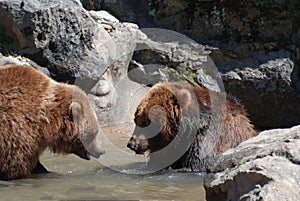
[[0, 64, 104, 180], [127, 82, 256, 172]]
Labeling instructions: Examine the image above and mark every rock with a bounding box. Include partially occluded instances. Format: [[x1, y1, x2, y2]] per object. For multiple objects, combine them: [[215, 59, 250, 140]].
[[2, 0, 299, 130], [148, 0, 300, 45], [129, 28, 224, 91], [90, 78, 111, 96], [97, 0, 300, 45], [128, 60, 183, 85], [89, 20, 143, 123], [0, 0, 114, 85], [211, 43, 300, 129], [89, 10, 119, 24], [107, 22, 141, 81], [204, 125, 300, 201], [90, 67, 149, 124], [89, 10, 119, 31]]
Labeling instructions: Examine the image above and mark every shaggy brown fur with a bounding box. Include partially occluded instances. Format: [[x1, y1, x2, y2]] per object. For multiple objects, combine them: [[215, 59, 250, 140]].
[[127, 82, 256, 171], [0, 65, 104, 180]]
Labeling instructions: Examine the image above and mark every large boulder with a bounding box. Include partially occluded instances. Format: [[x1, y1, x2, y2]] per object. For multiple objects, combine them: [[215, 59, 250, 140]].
[[210, 43, 300, 129], [87, 11, 146, 123], [204, 125, 300, 201], [0, 0, 114, 85], [128, 28, 223, 90]]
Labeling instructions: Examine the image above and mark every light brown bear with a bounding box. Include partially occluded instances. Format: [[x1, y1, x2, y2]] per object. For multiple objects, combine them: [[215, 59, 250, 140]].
[[0, 65, 104, 180], [127, 82, 256, 171]]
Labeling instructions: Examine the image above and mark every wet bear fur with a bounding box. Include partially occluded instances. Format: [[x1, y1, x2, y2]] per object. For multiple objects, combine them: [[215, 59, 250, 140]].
[[127, 82, 257, 171]]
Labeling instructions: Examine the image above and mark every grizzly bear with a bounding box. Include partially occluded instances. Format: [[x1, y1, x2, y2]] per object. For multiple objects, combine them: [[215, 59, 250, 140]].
[[127, 82, 256, 172], [0, 65, 104, 180]]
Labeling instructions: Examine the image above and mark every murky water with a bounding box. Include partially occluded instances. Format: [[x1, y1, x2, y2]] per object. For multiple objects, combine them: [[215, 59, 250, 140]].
[[0, 124, 205, 201]]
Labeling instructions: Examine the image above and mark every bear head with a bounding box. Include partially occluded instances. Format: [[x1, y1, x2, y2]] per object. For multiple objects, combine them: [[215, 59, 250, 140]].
[[50, 85, 105, 160], [127, 83, 197, 155]]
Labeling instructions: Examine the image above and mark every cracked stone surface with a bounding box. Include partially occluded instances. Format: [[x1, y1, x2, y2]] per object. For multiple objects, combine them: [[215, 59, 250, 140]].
[[205, 125, 300, 201]]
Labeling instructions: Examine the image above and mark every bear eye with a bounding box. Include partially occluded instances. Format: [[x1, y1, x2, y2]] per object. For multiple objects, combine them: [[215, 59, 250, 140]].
[[143, 118, 151, 127], [135, 116, 150, 128]]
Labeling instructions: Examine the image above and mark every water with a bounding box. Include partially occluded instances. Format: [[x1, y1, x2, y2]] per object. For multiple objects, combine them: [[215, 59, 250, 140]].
[[0, 124, 205, 201]]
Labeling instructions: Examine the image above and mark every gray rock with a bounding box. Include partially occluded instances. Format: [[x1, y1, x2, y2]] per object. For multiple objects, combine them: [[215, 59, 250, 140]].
[[211, 44, 300, 129], [129, 28, 224, 92], [89, 10, 119, 23], [89, 21, 143, 123], [90, 78, 111, 96], [107, 22, 141, 81], [0, 0, 113, 83], [90, 68, 150, 124], [148, 0, 300, 45], [205, 125, 300, 201], [128, 60, 182, 85]]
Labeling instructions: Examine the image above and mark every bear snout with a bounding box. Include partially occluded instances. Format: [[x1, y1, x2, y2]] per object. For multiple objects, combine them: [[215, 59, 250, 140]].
[[127, 136, 149, 154], [86, 135, 105, 159], [127, 137, 137, 150], [88, 148, 105, 159]]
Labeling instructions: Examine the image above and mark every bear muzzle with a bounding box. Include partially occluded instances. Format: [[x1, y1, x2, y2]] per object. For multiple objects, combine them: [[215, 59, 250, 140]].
[[80, 131, 105, 160], [127, 135, 149, 154], [88, 148, 105, 159], [78, 148, 105, 160]]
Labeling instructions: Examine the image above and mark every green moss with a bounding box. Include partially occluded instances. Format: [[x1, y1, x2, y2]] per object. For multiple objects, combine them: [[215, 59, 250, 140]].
[[177, 65, 198, 85]]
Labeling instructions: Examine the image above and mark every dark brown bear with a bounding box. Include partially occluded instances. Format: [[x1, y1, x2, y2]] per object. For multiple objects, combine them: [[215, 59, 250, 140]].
[[0, 65, 104, 180], [127, 82, 256, 171]]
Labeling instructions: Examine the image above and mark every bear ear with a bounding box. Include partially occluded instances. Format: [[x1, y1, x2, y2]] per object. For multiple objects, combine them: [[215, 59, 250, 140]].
[[177, 89, 191, 108], [70, 102, 82, 119]]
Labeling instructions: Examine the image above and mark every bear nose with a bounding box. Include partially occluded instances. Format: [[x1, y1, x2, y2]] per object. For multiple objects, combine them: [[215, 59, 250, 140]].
[[98, 149, 105, 156], [127, 138, 137, 151], [89, 148, 105, 159]]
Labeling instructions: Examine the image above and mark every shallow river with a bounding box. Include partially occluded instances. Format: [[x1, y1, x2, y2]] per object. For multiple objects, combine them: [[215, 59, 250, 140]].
[[0, 124, 205, 201]]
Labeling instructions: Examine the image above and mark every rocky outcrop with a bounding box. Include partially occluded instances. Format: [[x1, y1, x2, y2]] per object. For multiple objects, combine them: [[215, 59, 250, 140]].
[[150, 0, 300, 45], [128, 28, 224, 94], [0, 0, 114, 85], [213, 43, 300, 129], [85, 0, 300, 45], [204, 125, 300, 201]]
